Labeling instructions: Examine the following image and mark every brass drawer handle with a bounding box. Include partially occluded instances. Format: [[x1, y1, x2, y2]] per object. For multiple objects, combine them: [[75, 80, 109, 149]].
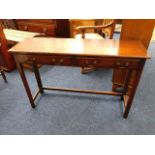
[[29, 57, 36, 63], [93, 60, 97, 65], [85, 60, 90, 65], [32, 57, 36, 61], [116, 62, 120, 66], [43, 28, 47, 33], [24, 26, 28, 31], [52, 58, 56, 63], [59, 59, 64, 63], [125, 62, 129, 67]]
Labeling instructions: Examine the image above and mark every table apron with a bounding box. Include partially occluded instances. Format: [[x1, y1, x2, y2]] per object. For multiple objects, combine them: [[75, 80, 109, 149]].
[[14, 54, 142, 69]]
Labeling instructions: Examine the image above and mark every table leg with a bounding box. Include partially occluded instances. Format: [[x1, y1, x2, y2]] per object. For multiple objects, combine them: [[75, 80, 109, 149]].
[[122, 69, 132, 95], [1, 70, 7, 83], [32, 63, 43, 94], [117, 70, 131, 101], [123, 61, 145, 118], [14, 56, 35, 108]]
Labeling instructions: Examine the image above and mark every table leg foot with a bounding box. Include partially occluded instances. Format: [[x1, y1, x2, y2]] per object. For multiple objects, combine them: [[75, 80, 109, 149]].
[[1, 70, 7, 83], [31, 104, 36, 108], [123, 113, 128, 119]]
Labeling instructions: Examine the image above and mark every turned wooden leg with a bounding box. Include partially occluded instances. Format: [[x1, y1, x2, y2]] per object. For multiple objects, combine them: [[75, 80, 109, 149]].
[[32, 63, 43, 94]]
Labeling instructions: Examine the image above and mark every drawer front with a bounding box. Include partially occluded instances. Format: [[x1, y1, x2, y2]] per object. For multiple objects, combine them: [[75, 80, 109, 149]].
[[114, 59, 141, 69], [75, 57, 140, 69], [17, 24, 55, 36], [75, 57, 115, 68], [27, 55, 73, 66], [16, 54, 140, 69], [15, 19, 55, 24]]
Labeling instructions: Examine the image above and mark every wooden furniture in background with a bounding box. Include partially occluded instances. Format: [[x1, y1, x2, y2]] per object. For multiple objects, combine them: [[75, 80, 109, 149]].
[[74, 19, 116, 73], [4, 28, 42, 45], [14, 19, 70, 38], [0, 19, 17, 29], [70, 19, 95, 37], [0, 19, 71, 71], [0, 38, 7, 83], [112, 19, 155, 93], [55, 19, 70, 38], [75, 19, 116, 39], [0, 27, 43, 71], [120, 19, 155, 48], [14, 19, 56, 36], [70, 19, 117, 38], [9, 38, 149, 118], [4, 28, 43, 71], [0, 25, 16, 71]]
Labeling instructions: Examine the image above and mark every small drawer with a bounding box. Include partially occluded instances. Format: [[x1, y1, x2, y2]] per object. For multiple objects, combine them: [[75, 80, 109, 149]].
[[75, 57, 140, 69], [28, 55, 73, 66], [75, 57, 116, 68], [22, 19, 55, 24], [17, 24, 55, 36], [115, 59, 140, 69]]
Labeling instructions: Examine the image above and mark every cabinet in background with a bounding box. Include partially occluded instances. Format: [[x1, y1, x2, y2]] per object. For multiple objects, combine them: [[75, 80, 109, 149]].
[[14, 19, 70, 38]]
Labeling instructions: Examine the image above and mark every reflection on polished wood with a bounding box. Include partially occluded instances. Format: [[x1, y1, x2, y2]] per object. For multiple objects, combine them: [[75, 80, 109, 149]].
[[10, 38, 149, 59], [9, 38, 149, 118], [4, 28, 40, 43]]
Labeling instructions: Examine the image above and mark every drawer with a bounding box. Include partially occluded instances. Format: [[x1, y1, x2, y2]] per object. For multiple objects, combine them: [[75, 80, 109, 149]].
[[27, 55, 74, 66], [16, 54, 141, 69], [114, 59, 141, 69], [75, 57, 140, 69], [75, 57, 116, 68], [17, 24, 55, 36], [15, 19, 55, 24]]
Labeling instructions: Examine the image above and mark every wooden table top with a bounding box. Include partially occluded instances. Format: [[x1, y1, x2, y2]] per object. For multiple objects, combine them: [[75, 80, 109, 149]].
[[9, 38, 150, 59], [4, 29, 40, 42]]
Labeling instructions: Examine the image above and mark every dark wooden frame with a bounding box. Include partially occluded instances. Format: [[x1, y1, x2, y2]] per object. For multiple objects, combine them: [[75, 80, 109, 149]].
[[13, 52, 146, 119]]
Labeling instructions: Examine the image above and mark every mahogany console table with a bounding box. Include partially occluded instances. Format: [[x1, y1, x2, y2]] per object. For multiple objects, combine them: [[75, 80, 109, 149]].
[[9, 38, 149, 118]]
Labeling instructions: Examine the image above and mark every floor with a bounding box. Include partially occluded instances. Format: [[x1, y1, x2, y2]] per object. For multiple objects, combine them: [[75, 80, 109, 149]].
[[0, 35, 155, 134]]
